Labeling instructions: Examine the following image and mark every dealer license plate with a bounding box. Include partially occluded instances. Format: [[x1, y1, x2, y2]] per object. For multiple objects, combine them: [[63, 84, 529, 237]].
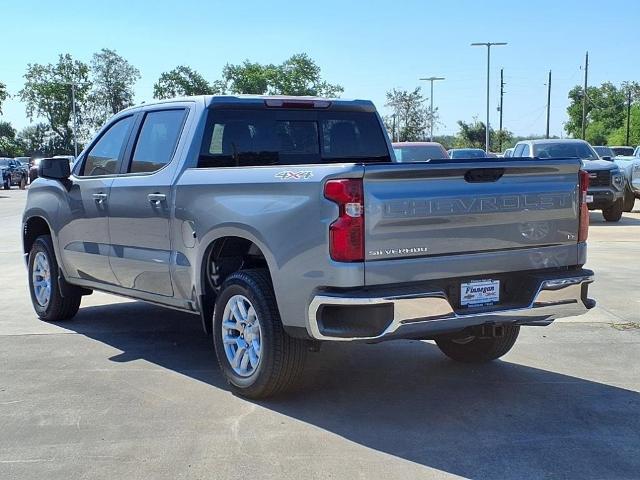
[[461, 280, 500, 307]]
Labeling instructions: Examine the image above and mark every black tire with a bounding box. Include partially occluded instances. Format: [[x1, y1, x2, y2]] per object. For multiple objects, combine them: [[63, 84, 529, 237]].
[[435, 325, 520, 363], [623, 188, 635, 212], [19, 176, 26, 190], [28, 235, 81, 321], [602, 198, 623, 222], [3, 177, 9, 190], [212, 269, 306, 399]]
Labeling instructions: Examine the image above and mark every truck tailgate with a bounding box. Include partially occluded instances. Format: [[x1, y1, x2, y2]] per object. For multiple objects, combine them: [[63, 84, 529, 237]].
[[363, 159, 581, 284]]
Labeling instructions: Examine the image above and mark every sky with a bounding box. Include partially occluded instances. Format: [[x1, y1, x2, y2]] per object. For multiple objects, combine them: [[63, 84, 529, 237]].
[[2, 0, 640, 144]]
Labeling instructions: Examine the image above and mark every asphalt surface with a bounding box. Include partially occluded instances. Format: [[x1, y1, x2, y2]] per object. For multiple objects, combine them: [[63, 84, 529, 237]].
[[1, 188, 639, 480]]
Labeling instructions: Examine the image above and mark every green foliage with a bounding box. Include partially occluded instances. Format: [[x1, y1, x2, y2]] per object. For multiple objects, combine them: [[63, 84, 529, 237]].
[[0, 120, 22, 156], [565, 82, 627, 142], [153, 66, 215, 99], [383, 87, 437, 142], [88, 48, 140, 126], [607, 105, 640, 146], [0, 82, 8, 115], [19, 54, 90, 154], [220, 53, 343, 97], [17, 123, 53, 156], [455, 118, 488, 148]]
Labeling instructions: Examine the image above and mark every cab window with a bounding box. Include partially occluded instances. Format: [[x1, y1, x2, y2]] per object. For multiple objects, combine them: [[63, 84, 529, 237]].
[[81, 116, 134, 176]]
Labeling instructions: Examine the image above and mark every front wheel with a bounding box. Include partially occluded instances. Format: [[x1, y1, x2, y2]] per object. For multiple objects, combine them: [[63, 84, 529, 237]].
[[212, 269, 307, 399], [3, 177, 9, 190], [623, 188, 635, 212], [28, 235, 81, 321], [19, 176, 27, 190], [602, 199, 623, 222], [435, 325, 520, 363]]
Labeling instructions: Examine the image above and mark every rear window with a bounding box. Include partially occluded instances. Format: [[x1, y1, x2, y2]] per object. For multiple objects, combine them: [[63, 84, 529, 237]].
[[198, 109, 390, 167], [533, 142, 598, 160], [393, 145, 448, 162], [449, 149, 486, 159]]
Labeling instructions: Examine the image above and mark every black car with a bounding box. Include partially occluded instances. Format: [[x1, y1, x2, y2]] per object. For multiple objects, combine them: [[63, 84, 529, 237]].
[[0, 158, 28, 190]]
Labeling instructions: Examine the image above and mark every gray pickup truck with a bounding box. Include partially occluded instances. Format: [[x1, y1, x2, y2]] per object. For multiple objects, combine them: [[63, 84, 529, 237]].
[[23, 96, 595, 398]]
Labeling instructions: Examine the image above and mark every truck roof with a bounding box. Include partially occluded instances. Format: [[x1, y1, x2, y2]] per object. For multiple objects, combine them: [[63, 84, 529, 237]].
[[123, 95, 377, 113]]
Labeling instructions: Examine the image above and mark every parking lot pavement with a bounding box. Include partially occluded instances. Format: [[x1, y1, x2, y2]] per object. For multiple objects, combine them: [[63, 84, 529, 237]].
[[1, 188, 639, 480]]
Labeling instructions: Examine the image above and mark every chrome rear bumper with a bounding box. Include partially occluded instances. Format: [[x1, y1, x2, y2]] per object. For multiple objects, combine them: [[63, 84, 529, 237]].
[[307, 272, 594, 342]]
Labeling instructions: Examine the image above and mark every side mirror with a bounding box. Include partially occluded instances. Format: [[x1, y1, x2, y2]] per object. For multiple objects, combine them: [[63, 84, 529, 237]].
[[602, 156, 612, 161], [38, 157, 71, 180]]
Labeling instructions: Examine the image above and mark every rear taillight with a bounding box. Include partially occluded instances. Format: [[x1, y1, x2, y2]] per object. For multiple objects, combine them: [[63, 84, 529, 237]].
[[324, 179, 364, 262], [578, 169, 589, 242]]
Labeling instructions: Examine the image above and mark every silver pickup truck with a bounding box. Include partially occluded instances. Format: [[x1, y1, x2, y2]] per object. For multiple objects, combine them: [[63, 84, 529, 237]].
[[22, 96, 595, 398]]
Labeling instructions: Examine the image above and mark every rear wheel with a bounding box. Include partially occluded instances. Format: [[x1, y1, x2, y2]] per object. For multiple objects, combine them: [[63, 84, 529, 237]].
[[435, 325, 520, 363], [623, 188, 635, 212], [3, 177, 9, 190], [28, 235, 81, 321], [19, 176, 26, 190], [602, 199, 623, 222], [212, 269, 306, 399]]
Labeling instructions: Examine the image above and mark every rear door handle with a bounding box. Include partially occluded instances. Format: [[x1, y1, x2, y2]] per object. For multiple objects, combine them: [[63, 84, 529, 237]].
[[92, 193, 108, 203], [148, 193, 166, 205]]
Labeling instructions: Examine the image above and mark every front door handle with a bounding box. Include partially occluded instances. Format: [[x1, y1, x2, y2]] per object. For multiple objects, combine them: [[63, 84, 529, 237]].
[[92, 193, 108, 204], [147, 193, 166, 205]]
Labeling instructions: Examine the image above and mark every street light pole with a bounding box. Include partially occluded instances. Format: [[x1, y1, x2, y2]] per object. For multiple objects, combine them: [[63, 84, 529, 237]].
[[419, 76, 445, 141], [471, 42, 507, 153], [61, 81, 90, 158]]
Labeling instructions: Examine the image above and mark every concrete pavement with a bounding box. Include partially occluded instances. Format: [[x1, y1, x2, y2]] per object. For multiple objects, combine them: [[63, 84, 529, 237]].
[[1, 188, 639, 479]]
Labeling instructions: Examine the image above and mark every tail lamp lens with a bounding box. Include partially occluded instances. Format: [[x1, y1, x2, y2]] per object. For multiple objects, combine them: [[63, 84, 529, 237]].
[[324, 179, 364, 262], [578, 169, 589, 242]]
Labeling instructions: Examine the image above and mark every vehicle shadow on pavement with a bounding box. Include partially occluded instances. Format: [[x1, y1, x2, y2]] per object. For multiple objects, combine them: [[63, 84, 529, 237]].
[[67, 301, 640, 480]]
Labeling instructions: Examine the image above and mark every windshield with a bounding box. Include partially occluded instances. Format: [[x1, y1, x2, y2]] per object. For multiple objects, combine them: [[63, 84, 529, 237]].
[[593, 146, 615, 158], [0, 159, 9, 167], [612, 147, 634, 156], [533, 142, 598, 160], [393, 145, 448, 162], [199, 109, 390, 167], [449, 149, 486, 159]]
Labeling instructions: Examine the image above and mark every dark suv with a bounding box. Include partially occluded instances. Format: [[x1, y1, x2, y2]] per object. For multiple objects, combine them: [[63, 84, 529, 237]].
[[0, 158, 28, 190], [512, 139, 625, 222]]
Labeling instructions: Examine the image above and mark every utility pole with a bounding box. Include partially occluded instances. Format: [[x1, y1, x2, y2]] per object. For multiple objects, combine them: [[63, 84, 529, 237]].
[[498, 68, 505, 152], [626, 88, 632, 145], [391, 113, 397, 142], [581, 52, 589, 140], [61, 81, 90, 158], [471, 42, 507, 153], [419, 76, 445, 141], [546, 70, 552, 139]]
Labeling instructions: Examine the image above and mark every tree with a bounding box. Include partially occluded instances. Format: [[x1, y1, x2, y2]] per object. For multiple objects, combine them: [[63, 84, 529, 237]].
[[455, 118, 489, 148], [19, 54, 91, 154], [222, 60, 274, 95], [271, 53, 343, 97], [608, 105, 640, 146], [0, 121, 22, 157], [220, 53, 343, 97], [565, 82, 626, 140], [0, 82, 8, 114], [383, 87, 434, 141], [153, 66, 214, 99], [88, 48, 140, 126], [16, 123, 53, 156]]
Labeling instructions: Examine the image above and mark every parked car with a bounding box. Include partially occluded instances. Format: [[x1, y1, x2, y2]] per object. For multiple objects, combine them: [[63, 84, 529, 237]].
[[0, 158, 28, 189], [610, 146, 635, 157], [503, 148, 514, 158], [392, 142, 448, 162], [634, 146, 640, 157], [447, 148, 487, 159], [592, 146, 616, 160], [594, 146, 639, 211], [29, 158, 43, 183], [23, 95, 595, 398], [513, 139, 625, 221]]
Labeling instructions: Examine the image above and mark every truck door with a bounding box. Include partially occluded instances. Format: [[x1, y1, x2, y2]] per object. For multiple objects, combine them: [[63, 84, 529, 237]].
[[107, 108, 188, 297], [57, 115, 136, 285]]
